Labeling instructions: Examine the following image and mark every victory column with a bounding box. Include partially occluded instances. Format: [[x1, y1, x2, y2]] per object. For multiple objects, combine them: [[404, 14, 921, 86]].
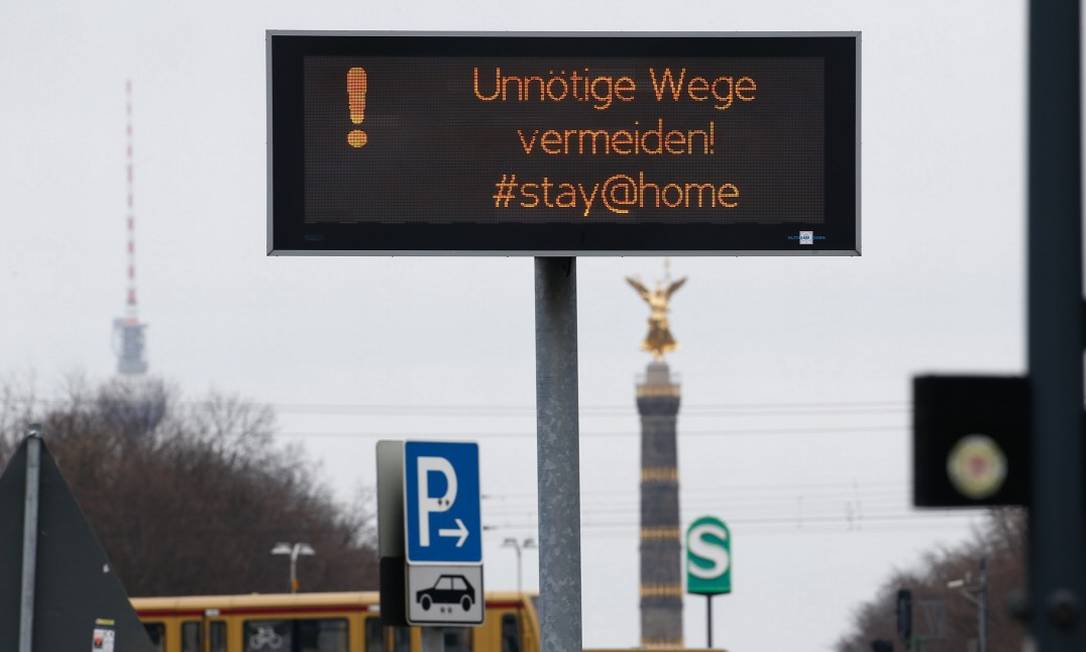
[[628, 265, 686, 649]]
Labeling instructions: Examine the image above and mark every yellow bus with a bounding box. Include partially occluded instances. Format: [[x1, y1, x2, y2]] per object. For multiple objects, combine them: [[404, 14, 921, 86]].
[[132, 591, 538, 652], [132, 592, 711, 652]]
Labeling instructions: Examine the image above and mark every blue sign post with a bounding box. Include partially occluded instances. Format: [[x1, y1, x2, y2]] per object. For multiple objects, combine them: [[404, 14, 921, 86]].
[[404, 441, 482, 565]]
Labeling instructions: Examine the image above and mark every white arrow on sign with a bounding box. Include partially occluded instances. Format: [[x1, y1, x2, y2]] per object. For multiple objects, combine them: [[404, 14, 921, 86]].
[[438, 518, 469, 547]]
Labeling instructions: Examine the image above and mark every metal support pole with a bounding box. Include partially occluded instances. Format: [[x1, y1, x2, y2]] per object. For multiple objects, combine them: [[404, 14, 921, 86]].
[[707, 594, 713, 649], [1028, 0, 1085, 649], [978, 558, 988, 652], [18, 427, 42, 652], [421, 627, 444, 652], [534, 257, 582, 652], [515, 543, 523, 595], [290, 553, 297, 593]]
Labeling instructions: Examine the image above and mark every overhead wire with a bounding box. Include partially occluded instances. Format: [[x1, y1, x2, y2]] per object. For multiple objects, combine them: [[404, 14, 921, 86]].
[[273, 425, 907, 440], [5, 395, 908, 416]]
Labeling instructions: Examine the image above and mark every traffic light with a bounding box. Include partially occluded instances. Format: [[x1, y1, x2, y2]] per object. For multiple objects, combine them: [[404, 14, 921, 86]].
[[913, 375, 1029, 507], [896, 589, 912, 644]]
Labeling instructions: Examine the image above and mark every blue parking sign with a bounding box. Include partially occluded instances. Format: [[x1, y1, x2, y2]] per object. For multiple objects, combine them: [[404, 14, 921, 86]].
[[404, 441, 482, 564]]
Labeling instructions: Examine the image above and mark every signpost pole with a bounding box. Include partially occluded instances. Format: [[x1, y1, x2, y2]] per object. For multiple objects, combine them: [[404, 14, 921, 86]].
[[534, 256, 582, 652], [18, 427, 42, 652], [706, 594, 713, 648], [1028, 1, 1086, 649], [421, 627, 444, 652]]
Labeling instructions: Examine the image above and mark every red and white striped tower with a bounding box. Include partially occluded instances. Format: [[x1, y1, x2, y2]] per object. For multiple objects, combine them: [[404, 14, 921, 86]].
[[113, 79, 148, 375], [124, 79, 138, 319]]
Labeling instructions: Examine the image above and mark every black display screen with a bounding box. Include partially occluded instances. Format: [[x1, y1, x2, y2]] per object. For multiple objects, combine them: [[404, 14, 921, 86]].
[[268, 33, 859, 255]]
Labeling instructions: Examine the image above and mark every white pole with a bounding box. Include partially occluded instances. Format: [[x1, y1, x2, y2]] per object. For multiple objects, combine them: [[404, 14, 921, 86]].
[[290, 545, 299, 593]]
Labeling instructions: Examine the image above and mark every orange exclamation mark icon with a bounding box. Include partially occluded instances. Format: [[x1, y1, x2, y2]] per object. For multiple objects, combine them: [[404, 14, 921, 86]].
[[347, 67, 368, 148]]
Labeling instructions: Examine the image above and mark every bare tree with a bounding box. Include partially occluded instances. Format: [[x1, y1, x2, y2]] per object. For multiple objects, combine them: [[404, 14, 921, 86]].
[[0, 376, 379, 597], [835, 510, 1027, 651]]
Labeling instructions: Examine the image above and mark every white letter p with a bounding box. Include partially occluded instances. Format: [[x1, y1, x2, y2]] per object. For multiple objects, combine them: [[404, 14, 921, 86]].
[[418, 456, 457, 547]]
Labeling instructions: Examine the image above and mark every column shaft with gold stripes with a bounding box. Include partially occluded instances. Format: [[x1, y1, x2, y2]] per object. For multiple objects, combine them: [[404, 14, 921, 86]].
[[636, 361, 683, 647]]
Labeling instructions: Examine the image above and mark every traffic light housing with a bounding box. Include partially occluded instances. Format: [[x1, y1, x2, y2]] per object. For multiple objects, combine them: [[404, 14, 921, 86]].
[[913, 375, 1030, 507]]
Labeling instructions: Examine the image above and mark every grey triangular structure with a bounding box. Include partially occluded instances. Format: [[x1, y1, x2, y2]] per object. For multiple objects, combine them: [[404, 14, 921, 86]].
[[0, 436, 154, 651]]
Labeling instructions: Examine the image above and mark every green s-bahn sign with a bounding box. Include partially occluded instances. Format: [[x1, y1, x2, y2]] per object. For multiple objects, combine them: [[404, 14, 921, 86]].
[[686, 515, 731, 595]]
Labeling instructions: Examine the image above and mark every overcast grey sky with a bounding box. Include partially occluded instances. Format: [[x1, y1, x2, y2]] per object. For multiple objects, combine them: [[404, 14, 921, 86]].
[[0, 0, 1028, 649]]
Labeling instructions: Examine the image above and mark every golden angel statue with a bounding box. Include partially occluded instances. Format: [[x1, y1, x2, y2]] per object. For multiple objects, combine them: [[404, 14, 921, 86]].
[[626, 270, 687, 360]]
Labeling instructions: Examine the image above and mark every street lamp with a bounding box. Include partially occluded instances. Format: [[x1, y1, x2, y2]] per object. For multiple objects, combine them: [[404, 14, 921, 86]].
[[946, 557, 988, 652], [501, 537, 537, 594], [271, 542, 315, 593]]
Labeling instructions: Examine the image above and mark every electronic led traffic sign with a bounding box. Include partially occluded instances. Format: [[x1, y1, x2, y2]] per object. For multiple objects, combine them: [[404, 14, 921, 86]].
[[267, 32, 859, 255]]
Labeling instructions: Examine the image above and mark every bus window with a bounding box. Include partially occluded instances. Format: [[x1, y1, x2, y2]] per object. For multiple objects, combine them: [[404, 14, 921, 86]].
[[364, 618, 383, 651], [245, 620, 290, 652], [245, 619, 348, 652], [442, 628, 472, 652], [210, 621, 227, 652], [182, 621, 201, 652], [501, 614, 521, 652], [297, 619, 348, 652], [144, 623, 165, 652]]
